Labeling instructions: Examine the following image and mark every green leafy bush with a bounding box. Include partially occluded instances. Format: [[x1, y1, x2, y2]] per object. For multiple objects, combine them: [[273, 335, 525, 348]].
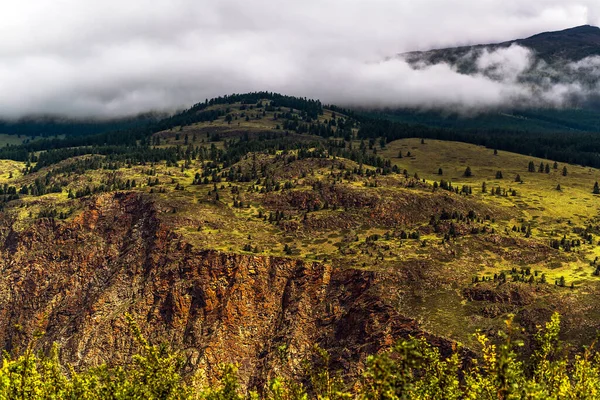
[[1, 313, 600, 399]]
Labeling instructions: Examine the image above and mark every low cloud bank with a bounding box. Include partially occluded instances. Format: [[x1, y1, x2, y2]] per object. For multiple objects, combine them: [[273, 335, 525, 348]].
[[1, 0, 599, 118]]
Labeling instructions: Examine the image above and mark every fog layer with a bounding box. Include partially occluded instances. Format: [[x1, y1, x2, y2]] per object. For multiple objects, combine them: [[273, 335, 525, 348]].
[[1, 1, 599, 118]]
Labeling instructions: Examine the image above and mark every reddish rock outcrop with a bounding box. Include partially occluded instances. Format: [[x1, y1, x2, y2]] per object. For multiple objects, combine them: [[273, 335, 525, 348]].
[[0, 192, 456, 389]]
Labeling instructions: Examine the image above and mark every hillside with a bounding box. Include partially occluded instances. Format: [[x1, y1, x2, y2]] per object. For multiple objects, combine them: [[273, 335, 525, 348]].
[[365, 107, 600, 134], [0, 93, 599, 395]]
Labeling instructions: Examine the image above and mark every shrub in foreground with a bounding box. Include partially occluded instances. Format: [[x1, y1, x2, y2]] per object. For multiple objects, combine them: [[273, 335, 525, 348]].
[[1, 313, 600, 399]]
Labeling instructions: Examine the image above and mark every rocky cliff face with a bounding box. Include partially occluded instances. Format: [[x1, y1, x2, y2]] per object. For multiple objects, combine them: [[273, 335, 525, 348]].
[[0, 192, 454, 389]]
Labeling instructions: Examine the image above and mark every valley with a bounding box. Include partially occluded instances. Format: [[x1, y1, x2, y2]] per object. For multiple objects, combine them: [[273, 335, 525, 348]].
[[1, 95, 600, 395]]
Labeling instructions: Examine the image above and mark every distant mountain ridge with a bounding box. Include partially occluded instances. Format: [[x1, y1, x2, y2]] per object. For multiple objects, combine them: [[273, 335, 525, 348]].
[[379, 25, 600, 131], [404, 25, 600, 67]]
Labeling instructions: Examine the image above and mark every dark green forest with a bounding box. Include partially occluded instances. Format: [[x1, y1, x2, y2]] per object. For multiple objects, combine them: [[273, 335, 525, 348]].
[[1, 92, 600, 172]]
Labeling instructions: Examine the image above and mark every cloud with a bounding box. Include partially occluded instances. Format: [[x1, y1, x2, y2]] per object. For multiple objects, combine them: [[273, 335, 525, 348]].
[[300, 46, 597, 112], [476, 45, 533, 81], [0, 0, 599, 118], [569, 56, 600, 77]]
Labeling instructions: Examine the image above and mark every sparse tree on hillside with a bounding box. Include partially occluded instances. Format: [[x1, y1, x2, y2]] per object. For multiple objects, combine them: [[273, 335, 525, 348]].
[[515, 174, 522, 183], [545, 164, 550, 173], [528, 161, 536, 172], [438, 168, 443, 175], [594, 182, 600, 194], [562, 166, 568, 176], [496, 171, 503, 179], [464, 166, 472, 177]]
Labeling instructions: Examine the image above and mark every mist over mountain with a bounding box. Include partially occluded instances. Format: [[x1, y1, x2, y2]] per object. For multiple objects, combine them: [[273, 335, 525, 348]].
[[397, 25, 600, 111], [405, 25, 600, 66], [2, 25, 600, 137]]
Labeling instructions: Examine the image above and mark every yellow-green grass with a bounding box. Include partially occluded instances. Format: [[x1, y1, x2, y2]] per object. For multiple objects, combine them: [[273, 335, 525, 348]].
[[0, 159, 26, 182], [13, 138, 599, 289], [380, 138, 600, 284], [381, 138, 600, 226]]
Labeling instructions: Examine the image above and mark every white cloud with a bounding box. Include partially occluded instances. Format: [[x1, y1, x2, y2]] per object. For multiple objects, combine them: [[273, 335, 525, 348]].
[[476, 45, 533, 82], [0, 0, 599, 118]]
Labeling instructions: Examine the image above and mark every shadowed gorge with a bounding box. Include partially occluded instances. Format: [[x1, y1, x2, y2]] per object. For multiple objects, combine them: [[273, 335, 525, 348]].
[[0, 192, 459, 389]]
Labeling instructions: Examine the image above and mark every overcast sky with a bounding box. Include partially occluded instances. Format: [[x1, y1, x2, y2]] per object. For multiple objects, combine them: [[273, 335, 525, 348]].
[[1, 1, 599, 118]]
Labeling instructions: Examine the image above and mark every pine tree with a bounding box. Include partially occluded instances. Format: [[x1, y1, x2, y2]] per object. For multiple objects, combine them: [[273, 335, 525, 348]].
[[464, 166, 472, 177], [594, 182, 600, 195], [562, 166, 568, 176], [496, 171, 503, 179], [284, 244, 292, 255]]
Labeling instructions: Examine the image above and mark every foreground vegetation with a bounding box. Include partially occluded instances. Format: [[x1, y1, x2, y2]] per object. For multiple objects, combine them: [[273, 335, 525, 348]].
[[3, 314, 600, 399]]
